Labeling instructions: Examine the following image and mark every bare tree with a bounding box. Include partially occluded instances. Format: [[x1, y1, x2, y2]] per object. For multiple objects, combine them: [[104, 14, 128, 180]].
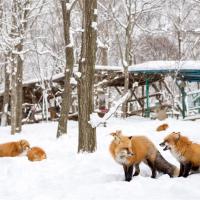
[[164, 0, 198, 60], [107, 0, 160, 117], [0, 0, 2, 29], [9, 0, 36, 134], [56, 0, 76, 138], [78, 0, 97, 153], [1, 63, 10, 126], [0, 0, 10, 126]]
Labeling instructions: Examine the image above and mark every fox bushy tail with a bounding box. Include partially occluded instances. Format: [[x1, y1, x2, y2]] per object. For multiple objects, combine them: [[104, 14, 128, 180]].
[[155, 151, 179, 177]]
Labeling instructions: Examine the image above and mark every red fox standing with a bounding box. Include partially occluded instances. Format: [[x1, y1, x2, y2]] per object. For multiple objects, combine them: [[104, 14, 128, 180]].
[[109, 130, 179, 181], [160, 132, 200, 177]]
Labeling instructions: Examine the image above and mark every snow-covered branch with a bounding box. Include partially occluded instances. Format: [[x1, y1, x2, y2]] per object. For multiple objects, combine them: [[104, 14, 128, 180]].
[[89, 90, 131, 128]]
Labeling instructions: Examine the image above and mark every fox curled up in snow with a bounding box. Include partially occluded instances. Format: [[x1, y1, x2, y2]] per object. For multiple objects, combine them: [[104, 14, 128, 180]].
[[156, 123, 169, 132], [109, 130, 179, 181], [27, 146, 47, 162], [160, 132, 200, 177]]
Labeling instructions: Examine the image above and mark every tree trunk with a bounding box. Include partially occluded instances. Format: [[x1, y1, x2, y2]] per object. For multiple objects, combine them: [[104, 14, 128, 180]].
[[0, 0, 2, 29], [99, 46, 108, 66], [122, 17, 132, 118], [121, 66, 129, 118], [10, 0, 29, 134], [1, 64, 10, 126], [178, 30, 182, 60], [11, 49, 23, 134], [11, 64, 17, 135], [57, 0, 74, 138], [15, 43, 23, 133], [10, 0, 18, 134], [78, 0, 97, 153]]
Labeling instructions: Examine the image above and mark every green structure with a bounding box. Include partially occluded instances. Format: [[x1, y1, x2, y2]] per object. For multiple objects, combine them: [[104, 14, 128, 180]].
[[145, 79, 150, 117], [128, 61, 200, 118]]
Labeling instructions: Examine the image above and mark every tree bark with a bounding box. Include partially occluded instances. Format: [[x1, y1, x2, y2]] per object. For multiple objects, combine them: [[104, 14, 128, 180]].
[[122, 11, 132, 118], [11, 64, 17, 135], [1, 64, 10, 127], [78, 0, 97, 153], [0, 0, 2, 29], [0, 0, 10, 127], [11, 46, 23, 134], [15, 43, 23, 133], [57, 0, 74, 138], [10, 0, 30, 134]]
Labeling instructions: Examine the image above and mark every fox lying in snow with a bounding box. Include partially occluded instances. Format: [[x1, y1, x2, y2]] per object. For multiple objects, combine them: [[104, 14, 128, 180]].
[[160, 132, 200, 177], [156, 123, 169, 132], [0, 140, 30, 157], [109, 130, 179, 181], [27, 146, 47, 161]]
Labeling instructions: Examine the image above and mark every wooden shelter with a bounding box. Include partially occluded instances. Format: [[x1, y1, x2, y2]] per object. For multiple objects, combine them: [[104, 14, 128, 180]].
[[2, 61, 200, 123]]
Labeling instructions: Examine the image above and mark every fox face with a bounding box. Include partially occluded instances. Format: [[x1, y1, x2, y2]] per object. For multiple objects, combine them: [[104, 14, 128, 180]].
[[110, 130, 134, 165], [19, 140, 30, 151], [159, 132, 180, 151]]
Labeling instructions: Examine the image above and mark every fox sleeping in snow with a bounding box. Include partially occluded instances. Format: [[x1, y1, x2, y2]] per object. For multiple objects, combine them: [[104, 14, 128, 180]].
[[0, 139, 30, 157], [156, 123, 169, 132], [27, 146, 47, 162], [160, 132, 200, 177], [109, 130, 179, 181]]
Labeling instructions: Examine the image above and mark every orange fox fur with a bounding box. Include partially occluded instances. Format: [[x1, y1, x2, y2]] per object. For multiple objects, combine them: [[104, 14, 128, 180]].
[[156, 123, 169, 132], [27, 146, 47, 161], [160, 132, 200, 177], [109, 130, 178, 181], [0, 139, 30, 157]]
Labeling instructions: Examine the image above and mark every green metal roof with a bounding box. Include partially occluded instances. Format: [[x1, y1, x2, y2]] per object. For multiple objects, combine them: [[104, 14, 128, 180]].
[[128, 61, 200, 82]]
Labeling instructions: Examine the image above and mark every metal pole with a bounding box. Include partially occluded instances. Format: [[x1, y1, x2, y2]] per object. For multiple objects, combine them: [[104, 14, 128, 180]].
[[181, 86, 186, 118], [145, 78, 150, 117]]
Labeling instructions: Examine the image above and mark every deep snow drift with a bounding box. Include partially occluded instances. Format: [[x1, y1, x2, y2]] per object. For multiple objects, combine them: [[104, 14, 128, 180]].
[[0, 117, 200, 200]]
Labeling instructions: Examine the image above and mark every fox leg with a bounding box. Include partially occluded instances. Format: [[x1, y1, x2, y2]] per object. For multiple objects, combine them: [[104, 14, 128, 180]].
[[179, 163, 184, 177], [191, 166, 199, 171], [123, 165, 133, 181], [183, 162, 192, 177], [147, 159, 156, 178], [190, 166, 200, 174], [133, 164, 140, 176]]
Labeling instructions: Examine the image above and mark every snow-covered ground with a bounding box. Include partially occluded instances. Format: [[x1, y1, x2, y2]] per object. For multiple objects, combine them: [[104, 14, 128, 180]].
[[1, 117, 200, 200]]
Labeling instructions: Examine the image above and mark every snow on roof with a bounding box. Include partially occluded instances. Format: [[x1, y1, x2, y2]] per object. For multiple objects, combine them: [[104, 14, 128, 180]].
[[0, 65, 123, 95], [129, 61, 200, 73], [22, 65, 123, 86], [95, 65, 123, 71]]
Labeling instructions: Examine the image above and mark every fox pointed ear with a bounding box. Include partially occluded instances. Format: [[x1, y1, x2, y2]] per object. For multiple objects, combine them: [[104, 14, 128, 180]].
[[110, 131, 121, 141], [174, 132, 180, 140], [116, 130, 122, 135], [128, 136, 132, 140], [110, 130, 122, 137]]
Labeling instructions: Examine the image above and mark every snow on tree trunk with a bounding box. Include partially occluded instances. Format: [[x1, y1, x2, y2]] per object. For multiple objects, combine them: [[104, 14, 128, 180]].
[[57, 0, 74, 138], [78, 0, 97, 153]]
